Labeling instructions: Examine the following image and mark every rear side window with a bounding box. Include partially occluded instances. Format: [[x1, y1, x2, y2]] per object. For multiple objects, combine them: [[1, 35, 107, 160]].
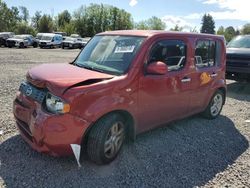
[[195, 40, 216, 68], [149, 40, 186, 72]]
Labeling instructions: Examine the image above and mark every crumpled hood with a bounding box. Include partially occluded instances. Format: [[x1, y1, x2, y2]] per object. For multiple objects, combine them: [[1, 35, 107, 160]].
[[26, 63, 114, 95]]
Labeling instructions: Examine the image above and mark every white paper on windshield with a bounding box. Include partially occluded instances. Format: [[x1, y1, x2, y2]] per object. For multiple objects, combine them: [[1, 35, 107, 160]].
[[114, 45, 135, 53]]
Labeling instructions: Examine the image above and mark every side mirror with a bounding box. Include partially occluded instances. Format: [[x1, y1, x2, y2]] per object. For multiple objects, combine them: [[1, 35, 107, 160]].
[[146, 61, 167, 75], [51, 38, 55, 42]]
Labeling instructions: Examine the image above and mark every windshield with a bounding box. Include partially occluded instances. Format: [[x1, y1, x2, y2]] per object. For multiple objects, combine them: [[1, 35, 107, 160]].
[[41, 35, 53, 41], [227, 35, 250, 48], [74, 35, 145, 75]]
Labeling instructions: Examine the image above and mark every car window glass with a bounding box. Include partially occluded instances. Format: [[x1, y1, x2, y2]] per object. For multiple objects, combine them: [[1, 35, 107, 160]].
[[148, 40, 187, 72], [195, 40, 216, 68]]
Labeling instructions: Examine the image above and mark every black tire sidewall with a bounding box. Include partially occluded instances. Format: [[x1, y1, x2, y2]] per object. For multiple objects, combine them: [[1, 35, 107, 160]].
[[204, 90, 224, 119], [87, 114, 125, 164]]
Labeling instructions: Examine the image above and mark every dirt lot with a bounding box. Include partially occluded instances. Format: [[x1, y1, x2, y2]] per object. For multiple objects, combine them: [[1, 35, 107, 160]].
[[0, 47, 250, 187]]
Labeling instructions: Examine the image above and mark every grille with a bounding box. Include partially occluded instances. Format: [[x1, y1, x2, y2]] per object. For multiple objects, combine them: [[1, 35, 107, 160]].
[[41, 42, 47, 45], [226, 54, 250, 68], [19, 82, 46, 103]]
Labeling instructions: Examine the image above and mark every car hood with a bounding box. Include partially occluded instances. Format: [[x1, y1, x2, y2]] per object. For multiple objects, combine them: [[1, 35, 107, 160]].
[[39, 40, 51, 43], [63, 41, 75, 43], [26, 63, 114, 95], [7, 38, 23, 42], [227, 48, 250, 55]]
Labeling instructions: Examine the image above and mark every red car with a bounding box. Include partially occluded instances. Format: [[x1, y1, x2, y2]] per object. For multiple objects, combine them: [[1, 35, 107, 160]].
[[13, 30, 226, 164]]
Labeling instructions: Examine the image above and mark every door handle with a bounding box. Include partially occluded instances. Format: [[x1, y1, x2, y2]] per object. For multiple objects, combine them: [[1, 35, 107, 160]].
[[210, 73, 218, 77], [181, 77, 191, 83]]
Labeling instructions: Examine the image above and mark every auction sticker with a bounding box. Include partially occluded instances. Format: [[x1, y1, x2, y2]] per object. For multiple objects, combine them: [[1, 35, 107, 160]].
[[115, 45, 135, 53]]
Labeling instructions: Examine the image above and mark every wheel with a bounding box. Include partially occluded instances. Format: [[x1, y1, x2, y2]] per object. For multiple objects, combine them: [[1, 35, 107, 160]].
[[33, 42, 38, 48], [87, 114, 126, 164], [62, 45, 64, 49], [19, 43, 24, 48], [202, 90, 224, 119]]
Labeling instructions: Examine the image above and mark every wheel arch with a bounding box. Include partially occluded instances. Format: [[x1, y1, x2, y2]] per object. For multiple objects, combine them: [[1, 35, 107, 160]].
[[80, 109, 136, 153], [217, 86, 226, 105]]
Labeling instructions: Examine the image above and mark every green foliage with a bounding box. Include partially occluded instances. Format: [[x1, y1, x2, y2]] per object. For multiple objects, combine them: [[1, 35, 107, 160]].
[[15, 22, 36, 35], [170, 25, 183, 31], [31, 11, 42, 30], [73, 4, 133, 37], [200, 14, 215, 34], [224, 26, 236, 42], [241, 24, 250, 35], [217, 26, 238, 42], [18, 6, 29, 23], [217, 26, 225, 35], [38, 15, 54, 33], [0, 0, 18, 31], [58, 10, 71, 29], [135, 16, 165, 30]]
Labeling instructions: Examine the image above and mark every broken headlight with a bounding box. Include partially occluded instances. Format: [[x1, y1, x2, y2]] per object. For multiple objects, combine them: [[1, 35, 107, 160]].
[[45, 93, 70, 114]]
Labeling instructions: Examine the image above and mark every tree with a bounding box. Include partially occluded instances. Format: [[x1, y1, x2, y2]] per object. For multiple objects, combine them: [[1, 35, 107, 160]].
[[170, 25, 183, 31], [73, 4, 133, 37], [242, 23, 250, 34], [58, 10, 71, 29], [38, 14, 54, 33], [136, 21, 149, 30], [224, 26, 236, 42], [31, 11, 42, 30], [15, 22, 36, 35], [19, 6, 29, 22], [217, 26, 225, 35], [135, 16, 165, 30], [147, 16, 166, 30], [200, 14, 215, 34]]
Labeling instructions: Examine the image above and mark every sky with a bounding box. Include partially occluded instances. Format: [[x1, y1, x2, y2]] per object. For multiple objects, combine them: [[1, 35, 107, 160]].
[[4, 0, 249, 31]]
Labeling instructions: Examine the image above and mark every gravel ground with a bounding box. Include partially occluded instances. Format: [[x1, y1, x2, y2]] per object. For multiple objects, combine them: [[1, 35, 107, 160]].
[[0, 47, 250, 188]]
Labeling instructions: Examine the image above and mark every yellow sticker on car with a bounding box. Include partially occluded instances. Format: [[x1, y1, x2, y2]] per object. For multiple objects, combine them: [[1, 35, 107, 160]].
[[200, 72, 211, 85]]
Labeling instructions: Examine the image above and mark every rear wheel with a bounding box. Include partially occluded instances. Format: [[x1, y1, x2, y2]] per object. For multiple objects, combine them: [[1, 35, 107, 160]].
[[87, 114, 126, 164], [202, 90, 224, 119]]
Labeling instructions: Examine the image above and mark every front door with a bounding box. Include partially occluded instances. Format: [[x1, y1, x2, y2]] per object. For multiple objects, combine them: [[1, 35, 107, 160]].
[[138, 39, 193, 132]]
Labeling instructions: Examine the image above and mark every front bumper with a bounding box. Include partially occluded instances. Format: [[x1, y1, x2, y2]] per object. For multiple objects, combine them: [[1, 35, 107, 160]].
[[13, 92, 90, 156]]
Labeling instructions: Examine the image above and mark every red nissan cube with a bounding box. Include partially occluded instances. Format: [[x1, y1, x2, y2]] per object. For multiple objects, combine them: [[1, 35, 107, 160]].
[[13, 30, 226, 164]]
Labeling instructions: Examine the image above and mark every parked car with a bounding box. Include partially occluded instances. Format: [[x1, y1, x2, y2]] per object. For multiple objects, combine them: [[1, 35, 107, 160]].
[[226, 35, 250, 80], [13, 30, 226, 165], [70, 34, 81, 38], [0, 32, 14, 47], [6, 34, 38, 48], [62, 37, 83, 49], [39, 33, 63, 48]]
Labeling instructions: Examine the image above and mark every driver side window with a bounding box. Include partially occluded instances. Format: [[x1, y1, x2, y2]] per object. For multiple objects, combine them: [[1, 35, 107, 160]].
[[148, 40, 187, 72]]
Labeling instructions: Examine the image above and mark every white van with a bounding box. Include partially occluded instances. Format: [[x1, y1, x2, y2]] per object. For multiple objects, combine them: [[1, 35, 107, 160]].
[[39, 33, 63, 48]]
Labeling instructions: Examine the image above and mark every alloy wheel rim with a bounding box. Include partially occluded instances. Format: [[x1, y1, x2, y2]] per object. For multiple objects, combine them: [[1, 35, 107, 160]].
[[210, 93, 223, 116], [104, 122, 124, 159]]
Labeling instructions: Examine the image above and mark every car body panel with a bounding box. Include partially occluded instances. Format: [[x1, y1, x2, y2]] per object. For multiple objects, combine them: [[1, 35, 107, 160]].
[[13, 30, 226, 156]]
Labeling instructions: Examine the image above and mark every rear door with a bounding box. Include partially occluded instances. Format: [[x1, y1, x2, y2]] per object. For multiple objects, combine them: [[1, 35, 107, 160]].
[[138, 38, 193, 132], [188, 39, 221, 113]]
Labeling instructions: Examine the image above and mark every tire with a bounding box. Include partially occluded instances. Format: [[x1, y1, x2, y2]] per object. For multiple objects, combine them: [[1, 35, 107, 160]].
[[202, 90, 224, 119], [87, 113, 126, 164], [19, 43, 24, 48], [62, 45, 64, 49], [33, 42, 38, 48]]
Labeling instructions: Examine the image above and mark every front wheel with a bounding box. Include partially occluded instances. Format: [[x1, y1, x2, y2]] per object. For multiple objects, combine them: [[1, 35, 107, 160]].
[[87, 114, 126, 164], [202, 90, 224, 119]]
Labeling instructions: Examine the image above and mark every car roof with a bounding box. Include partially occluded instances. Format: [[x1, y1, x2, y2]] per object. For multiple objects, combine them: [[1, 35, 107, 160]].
[[97, 30, 225, 40]]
